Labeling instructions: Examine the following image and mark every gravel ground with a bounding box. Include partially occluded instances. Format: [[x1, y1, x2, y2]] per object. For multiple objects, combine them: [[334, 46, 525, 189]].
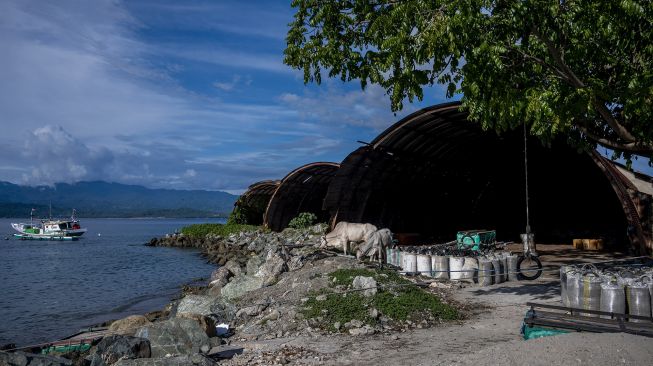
[[220, 252, 653, 366]]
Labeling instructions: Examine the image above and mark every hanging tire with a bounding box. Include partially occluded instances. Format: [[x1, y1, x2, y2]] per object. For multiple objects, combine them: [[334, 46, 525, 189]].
[[517, 255, 542, 280]]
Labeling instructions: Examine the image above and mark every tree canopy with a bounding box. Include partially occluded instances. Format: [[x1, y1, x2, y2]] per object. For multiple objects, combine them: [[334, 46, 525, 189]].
[[284, 0, 653, 160]]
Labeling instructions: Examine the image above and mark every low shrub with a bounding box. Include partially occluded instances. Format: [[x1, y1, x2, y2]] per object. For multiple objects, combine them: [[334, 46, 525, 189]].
[[180, 223, 260, 237], [287, 212, 317, 229]]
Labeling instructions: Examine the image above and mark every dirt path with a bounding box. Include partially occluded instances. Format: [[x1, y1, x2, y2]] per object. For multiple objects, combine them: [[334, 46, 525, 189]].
[[225, 266, 653, 365]]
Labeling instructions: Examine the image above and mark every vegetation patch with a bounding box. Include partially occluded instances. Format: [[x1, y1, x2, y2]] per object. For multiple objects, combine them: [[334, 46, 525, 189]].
[[329, 268, 409, 287], [287, 212, 318, 229], [302, 268, 459, 332], [180, 223, 260, 237]]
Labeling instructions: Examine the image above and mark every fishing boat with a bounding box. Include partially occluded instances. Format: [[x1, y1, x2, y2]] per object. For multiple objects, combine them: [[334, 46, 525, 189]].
[[11, 209, 87, 241]]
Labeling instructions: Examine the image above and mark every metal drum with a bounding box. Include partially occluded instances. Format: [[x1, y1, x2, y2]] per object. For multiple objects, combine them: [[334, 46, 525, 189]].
[[559, 265, 576, 306], [578, 272, 602, 317], [627, 281, 652, 322], [566, 271, 582, 309], [432, 255, 449, 280], [599, 281, 626, 319]]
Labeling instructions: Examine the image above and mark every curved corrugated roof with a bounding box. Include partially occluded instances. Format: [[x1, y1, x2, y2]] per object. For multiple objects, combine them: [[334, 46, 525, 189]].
[[323, 102, 651, 252], [264, 162, 340, 231]]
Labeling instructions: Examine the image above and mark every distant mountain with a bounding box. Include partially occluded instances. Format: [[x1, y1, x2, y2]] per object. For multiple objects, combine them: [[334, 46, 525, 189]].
[[0, 181, 238, 218]]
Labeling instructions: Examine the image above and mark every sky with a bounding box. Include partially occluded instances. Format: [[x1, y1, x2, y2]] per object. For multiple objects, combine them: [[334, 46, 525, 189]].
[[0, 0, 445, 194], [0, 0, 649, 194]]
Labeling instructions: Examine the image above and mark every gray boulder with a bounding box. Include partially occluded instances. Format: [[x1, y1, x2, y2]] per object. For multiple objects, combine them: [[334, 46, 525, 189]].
[[0, 351, 72, 366], [108, 315, 152, 336], [245, 256, 263, 276], [255, 249, 287, 286], [352, 276, 377, 297], [220, 275, 265, 301], [209, 267, 231, 288], [135, 318, 209, 358], [113, 354, 215, 366], [87, 335, 150, 366], [176, 295, 220, 317], [223, 260, 242, 277]]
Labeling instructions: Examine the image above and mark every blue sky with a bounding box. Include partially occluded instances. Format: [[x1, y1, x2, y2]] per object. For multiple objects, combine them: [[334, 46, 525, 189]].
[[0, 0, 444, 193], [0, 0, 649, 194]]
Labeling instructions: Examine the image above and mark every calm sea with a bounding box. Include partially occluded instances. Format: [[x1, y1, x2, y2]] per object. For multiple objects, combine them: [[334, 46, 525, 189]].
[[0, 217, 223, 347]]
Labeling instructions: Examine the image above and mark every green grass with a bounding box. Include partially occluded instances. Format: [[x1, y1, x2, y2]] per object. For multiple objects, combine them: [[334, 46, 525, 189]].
[[329, 268, 409, 287], [180, 223, 261, 237], [302, 268, 460, 331]]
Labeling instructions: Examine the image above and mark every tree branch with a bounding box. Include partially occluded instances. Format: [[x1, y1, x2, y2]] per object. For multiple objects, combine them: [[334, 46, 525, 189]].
[[578, 126, 653, 154], [533, 30, 639, 143]]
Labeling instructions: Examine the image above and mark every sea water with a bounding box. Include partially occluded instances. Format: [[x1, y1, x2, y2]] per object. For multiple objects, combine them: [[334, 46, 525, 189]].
[[0, 218, 222, 347]]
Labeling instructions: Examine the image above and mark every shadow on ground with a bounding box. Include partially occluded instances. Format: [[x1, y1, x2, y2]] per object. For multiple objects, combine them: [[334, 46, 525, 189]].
[[469, 280, 560, 301]]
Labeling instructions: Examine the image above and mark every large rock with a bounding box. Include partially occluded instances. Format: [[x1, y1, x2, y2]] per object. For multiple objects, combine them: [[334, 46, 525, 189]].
[[176, 295, 218, 317], [0, 351, 72, 366], [113, 354, 215, 366], [352, 276, 377, 297], [208, 267, 231, 289], [220, 275, 265, 301], [223, 260, 242, 277], [177, 313, 217, 337], [245, 256, 263, 275], [135, 318, 209, 358], [109, 315, 152, 336], [255, 249, 287, 286], [87, 335, 150, 366]]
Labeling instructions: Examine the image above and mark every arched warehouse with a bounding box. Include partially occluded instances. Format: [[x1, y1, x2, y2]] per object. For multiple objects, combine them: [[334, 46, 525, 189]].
[[264, 162, 340, 231], [323, 102, 652, 253], [234, 180, 280, 225]]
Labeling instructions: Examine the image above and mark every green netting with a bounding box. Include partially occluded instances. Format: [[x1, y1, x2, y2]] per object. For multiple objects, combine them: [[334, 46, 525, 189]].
[[521, 323, 570, 340], [456, 230, 496, 251], [41, 343, 91, 354]]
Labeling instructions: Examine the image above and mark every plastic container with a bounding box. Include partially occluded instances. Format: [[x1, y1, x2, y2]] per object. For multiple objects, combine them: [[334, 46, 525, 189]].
[[491, 258, 503, 284], [432, 255, 449, 280], [506, 255, 519, 282], [402, 252, 417, 275], [461, 257, 478, 282], [627, 281, 652, 322], [416, 254, 432, 277], [478, 259, 493, 286], [449, 256, 465, 280], [599, 281, 626, 319], [578, 272, 603, 317]]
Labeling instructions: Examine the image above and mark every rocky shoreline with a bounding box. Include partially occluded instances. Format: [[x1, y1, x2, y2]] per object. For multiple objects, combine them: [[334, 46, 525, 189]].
[[0, 224, 465, 365]]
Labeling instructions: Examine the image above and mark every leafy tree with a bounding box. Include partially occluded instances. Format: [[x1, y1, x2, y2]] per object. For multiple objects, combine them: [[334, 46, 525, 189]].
[[285, 0, 653, 161]]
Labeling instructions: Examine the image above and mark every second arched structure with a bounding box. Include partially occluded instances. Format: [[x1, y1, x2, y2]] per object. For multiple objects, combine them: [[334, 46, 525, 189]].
[[264, 162, 340, 231]]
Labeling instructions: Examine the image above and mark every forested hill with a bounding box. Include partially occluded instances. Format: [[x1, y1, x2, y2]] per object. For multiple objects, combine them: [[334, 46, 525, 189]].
[[0, 181, 238, 218]]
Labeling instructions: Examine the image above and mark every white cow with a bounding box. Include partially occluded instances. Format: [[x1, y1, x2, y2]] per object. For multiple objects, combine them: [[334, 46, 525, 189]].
[[357, 228, 393, 263], [320, 222, 377, 256]]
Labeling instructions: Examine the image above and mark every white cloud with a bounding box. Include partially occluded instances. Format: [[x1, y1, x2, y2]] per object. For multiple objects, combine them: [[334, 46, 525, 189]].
[[278, 83, 412, 130], [213, 74, 252, 91]]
